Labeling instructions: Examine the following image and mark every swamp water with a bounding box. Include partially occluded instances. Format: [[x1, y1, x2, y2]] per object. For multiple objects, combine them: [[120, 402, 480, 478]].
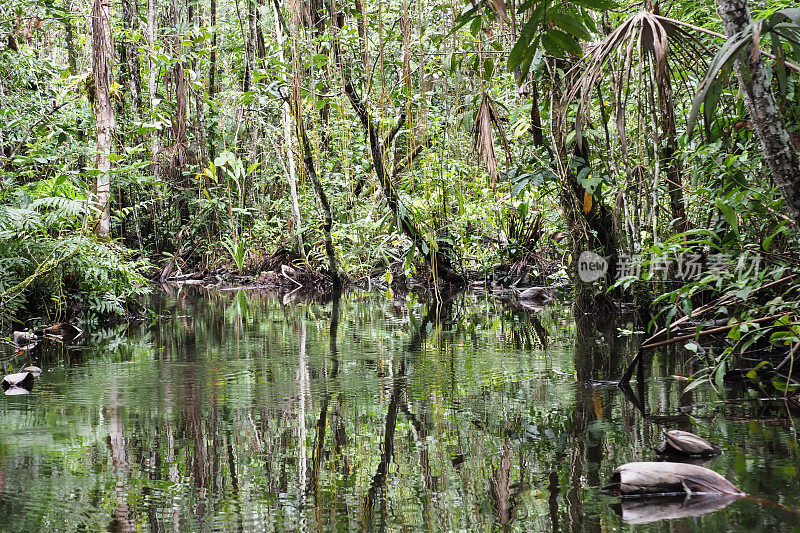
[[0, 288, 798, 531]]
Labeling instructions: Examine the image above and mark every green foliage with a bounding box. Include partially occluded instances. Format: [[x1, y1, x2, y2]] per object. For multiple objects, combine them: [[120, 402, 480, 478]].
[[0, 174, 149, 329], [689, 8, 800, 136]]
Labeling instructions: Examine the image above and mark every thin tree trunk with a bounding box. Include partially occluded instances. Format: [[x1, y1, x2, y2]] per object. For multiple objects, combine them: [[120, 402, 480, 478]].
[[120, 0, 143, 115], [189, 1, 207, 165], [209, 0, 217, 98], [530, 83, 544, 147], [273, 0, 305, 259], [717, 0, 800, 226], [244, 0, 255, 93], [656, 64, 688, 233], [64, 7, 78, 76], [168, 0, 191, 208], [342, 78, 462, 284], [91, 0, 114, 240], [208, 0, 217, 162], [243, 0, 258, 200], [146, 0, 160, 177], [290, 0, 339, 286], [552, 60, 619, 311]]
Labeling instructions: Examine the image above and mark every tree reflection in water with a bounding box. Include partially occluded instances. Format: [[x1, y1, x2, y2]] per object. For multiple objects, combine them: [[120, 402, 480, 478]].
[[0, 288, 796, 531]]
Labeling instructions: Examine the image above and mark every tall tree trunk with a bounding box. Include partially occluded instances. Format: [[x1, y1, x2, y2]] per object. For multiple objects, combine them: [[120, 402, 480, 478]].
[[656, 64, 688, 233], [244, 0, 255, 93], [146, 0, 160, 177], [717, 0, 800, 226], [91, 0, 115, 240], [169, 0, 191, 225], [63, 6, 78, 76], [208, 0, 217, 162], [273, 0, 306, 259], [243, 0, 258, 201], [290, 0, 340, 287], [209, 0, 217, 98], [120, 0, 143, 115], [189, 1, 207, 165], [552, 60, 619, 312]]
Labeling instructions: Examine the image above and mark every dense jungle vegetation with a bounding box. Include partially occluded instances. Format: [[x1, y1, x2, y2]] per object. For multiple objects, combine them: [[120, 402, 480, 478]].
[[1, 0, 800, 389]]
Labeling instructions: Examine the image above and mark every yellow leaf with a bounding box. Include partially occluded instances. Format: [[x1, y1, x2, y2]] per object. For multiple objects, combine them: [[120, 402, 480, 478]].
[[583, 189, 592, 214]]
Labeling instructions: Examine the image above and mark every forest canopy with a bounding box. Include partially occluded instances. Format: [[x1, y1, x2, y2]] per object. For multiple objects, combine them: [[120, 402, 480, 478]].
[[1, 0, 799, 365]]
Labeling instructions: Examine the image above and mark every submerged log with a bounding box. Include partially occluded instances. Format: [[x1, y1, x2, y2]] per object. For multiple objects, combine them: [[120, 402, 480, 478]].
[[657, 430, 720, 457], [21, 366, 42, 378], [604, 462, 743, 496], [37, 323, 83, 340], [2, 371, 35, 393], [615, 494, 741, 524], [518, 287, 554, 302]]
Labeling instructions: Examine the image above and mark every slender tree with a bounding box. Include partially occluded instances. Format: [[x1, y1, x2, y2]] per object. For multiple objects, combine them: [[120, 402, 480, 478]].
[[272, 0, 305, 259], [290, 0, 340, 287], [91, 0, 115, 240], [120, 0, 143, 115], [63, 2, 79, 76], [146, 0, 160, 177]]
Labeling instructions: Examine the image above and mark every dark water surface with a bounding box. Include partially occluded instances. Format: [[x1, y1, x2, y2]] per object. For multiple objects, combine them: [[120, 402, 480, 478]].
[[1, 288, 799, 531]]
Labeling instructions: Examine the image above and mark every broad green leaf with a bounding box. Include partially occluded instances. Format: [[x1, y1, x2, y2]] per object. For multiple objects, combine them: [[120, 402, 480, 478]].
[[508, 14, 540, 71], [483, 57, 495, 81], [763, 220, 789, 251], [716, 200, 739, 240], [688, 28, 754, 137], [542, 28, 583, 58], [549, 12, 591, 40]]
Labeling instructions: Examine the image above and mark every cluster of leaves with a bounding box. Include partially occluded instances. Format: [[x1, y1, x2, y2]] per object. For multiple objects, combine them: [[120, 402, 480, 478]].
[[0, 173, 150, 329]]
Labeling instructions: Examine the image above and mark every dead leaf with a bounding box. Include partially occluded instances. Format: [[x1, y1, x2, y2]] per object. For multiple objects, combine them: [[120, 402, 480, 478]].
[[472, 92, 510, 188]]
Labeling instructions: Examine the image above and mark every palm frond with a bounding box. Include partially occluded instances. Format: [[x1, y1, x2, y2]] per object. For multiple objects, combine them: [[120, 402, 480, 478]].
[[472, 92, 511, 188]]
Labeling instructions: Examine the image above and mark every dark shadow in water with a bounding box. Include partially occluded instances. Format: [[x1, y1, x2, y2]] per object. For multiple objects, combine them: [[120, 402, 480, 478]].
[[361, 297, 454, 530], [309, 291, 341, 518], [567, 309, 640, 533], [612, 494, 741, 524]]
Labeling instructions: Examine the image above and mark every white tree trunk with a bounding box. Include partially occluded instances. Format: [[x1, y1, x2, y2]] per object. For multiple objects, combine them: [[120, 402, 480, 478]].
[[273, 1, 305, 258], [91, 0, 114, 240], [146, 0, 160, 177]]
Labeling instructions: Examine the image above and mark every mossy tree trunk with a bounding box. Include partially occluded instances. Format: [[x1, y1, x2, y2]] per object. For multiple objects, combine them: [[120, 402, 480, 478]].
[[91, 0, 115, 241], [717, 0, 800, 227]]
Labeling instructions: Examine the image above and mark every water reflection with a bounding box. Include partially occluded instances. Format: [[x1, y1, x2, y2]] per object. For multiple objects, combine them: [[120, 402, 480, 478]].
[[614, 494, 742, 524], [0, 288, 797, 531]]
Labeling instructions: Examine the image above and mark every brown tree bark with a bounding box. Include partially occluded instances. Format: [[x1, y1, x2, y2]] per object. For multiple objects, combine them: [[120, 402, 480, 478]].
[[209, 0, 217, 98], [290, 0, 340, 287], [717, 0, 800, 227], [656, 62, 689, 233], [91, 0, 115, 240], [120, 0, 143, 114], [63, 7, 78, 76]]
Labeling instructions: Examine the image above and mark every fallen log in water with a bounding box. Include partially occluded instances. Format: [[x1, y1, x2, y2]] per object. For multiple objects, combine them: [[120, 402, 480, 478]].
[[656, 430, 720, 457], [2, 371, 35, 394], [604, 462, 743, 497]]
